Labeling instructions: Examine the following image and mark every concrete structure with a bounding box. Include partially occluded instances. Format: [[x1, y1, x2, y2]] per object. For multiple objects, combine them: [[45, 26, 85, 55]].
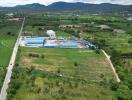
[[46, 30, 56, 39]]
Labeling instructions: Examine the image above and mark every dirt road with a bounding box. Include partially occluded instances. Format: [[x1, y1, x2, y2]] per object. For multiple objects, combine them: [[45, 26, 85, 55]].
[[102, 50, 120, 82]]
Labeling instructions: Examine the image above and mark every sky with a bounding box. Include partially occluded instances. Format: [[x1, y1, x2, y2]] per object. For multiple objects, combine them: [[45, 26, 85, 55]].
[[0, 0, 131, 7]]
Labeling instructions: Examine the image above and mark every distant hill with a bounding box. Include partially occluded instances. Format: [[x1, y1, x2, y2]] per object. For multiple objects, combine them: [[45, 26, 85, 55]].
[[47, 2, 127, 12], [15, 3, 45, 11], [0, 2, 132, 13], [0, 3, 45, 12], [127, 5, 132, 12]]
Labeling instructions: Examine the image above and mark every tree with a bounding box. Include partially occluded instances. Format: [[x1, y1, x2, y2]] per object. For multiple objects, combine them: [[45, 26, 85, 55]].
[[128, 38, 132, 44], [117, 84, 132, 100], [7, 32, 11, 35], [100, 74, 104, 78], [41, 54, 45, 59], [57, 68, 61, 74], [95, 49, 101, 54], [127, 23, 130, 26], [110, 49, 122, 66], [38, 27, 42, 31], [74, 62, 79, 67], [109, 79, 119, 91]]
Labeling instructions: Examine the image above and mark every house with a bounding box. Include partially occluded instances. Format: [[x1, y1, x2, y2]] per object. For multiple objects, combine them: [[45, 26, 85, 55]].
[[46, 30, 56, 39]]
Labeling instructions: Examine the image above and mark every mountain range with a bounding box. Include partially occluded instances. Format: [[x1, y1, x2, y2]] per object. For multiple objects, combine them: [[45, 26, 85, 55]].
[[0, 2, 132, 13]]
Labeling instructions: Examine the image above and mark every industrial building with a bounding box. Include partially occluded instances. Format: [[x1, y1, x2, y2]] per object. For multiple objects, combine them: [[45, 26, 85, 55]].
[[20, 30, 96, 49]]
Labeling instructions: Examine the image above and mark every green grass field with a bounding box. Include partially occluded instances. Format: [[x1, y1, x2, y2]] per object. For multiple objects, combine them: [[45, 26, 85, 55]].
[[79, 15, 125, 22], [83, 32, 132, 53], [0, 21, 21, 89], [6, 47, 116, 100], [0, 35, 16, 66], [0, 26, 20, 66], [19, 48, 115, 81], [23, 26, 72, 37], [11, 76, 115, 100], [6, 14, 132, 100], [56, 31, 72, 37]]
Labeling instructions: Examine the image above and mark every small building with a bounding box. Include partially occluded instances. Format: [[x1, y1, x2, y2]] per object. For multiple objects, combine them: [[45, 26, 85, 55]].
[[6, 13, 14, 17], [113, 29, 126, 33], [127, 17, 132, 21], [46, 30, 56, 39], [96, 25, 111, 30], [7, 18, 20, 21]]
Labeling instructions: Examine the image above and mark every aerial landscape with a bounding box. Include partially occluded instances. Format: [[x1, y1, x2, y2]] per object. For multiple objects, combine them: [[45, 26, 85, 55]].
[[0, 0, 132, 100]]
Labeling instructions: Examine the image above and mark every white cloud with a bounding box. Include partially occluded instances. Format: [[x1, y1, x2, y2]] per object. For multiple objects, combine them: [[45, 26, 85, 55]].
[[0, 0, 131, 7]]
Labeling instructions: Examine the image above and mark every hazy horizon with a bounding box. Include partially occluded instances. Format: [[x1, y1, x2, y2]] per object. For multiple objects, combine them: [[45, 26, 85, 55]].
[[0, 0, 131, 7]]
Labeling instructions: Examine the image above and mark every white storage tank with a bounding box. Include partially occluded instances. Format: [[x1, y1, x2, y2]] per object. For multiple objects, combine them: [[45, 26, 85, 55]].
[[46, 30, 56, 39]]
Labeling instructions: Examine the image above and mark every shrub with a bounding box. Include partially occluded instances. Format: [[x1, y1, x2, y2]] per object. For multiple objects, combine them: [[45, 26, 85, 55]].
[[74, 62, 78, 67], [41, 54, 45, 59], [28, 53, 39, 58]]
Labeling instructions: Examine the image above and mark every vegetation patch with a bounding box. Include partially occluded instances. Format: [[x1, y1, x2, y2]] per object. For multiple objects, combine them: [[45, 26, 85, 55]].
[[0, 18, 21, 89], [6, 47, 117, 100]]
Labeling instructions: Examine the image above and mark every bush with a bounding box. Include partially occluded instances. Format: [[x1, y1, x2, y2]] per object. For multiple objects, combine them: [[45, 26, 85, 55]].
[[117, 84, 132, 100], [7, 32, 11, 35], [95, 49, 101, 54], [128, 39, 132, 44], [41, 54, 45, 59], [28, 53, 39, 58], [109, 80, 119, 91], [74, 62, 79, 67]]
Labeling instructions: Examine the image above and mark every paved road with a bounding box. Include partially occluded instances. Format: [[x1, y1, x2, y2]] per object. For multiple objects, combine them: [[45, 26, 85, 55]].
[[102, 50, 121, 82], [0, 17, 25, 100]]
